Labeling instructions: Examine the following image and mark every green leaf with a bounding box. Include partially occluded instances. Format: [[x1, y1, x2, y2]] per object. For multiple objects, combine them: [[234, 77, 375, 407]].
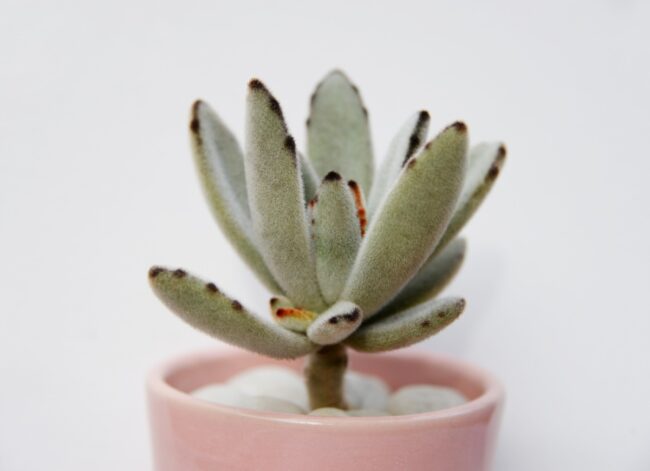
[[148, 267, 316, 359], [311, 172, 362, 304], [269, 296, 317, 333], [190, 101, 281, 293], [346, 297, 465, 353], [435, 142, 506, 254], [381, 238, 466, 313], [306, 301, 363, 345], [367, 111, 430, 218], [307, 70, 374, 196], [244, 80, 325, 310], [299, 152, 320, 202], [340, 122, 468, 318]]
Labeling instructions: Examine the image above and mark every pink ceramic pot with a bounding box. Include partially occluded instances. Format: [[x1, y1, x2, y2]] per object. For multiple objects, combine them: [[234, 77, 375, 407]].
[[147, 348, 504, 471]]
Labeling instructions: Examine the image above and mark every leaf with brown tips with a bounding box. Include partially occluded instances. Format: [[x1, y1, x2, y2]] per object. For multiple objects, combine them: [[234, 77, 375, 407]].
[[340, 122, 468, 318], [245, 79, 325, 310], [434, 142, 506, 254], [149, 267, 316, 358], [380, 238, 467, 313], [307, 70, 374, 196], [307, 301, 363, 345], [311, 175, 362, 304], [346, 297, 465, 353], [367, 111, 430, 218], [190, 100, 281, 293]]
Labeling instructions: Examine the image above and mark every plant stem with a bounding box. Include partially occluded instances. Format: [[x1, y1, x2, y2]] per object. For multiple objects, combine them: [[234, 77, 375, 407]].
[[304, 343, 348, 410]]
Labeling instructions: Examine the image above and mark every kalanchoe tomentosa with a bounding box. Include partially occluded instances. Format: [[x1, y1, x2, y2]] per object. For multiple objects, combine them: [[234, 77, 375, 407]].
[[149, 70, 506, 410]]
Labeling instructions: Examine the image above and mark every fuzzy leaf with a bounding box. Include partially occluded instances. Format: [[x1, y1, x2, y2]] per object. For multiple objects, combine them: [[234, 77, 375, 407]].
[[347, 180, 367, 237], [299, 152, 320, 202], [435, 142, 506, 253], [307, 301, 363, 345], [380, 238, 466, 313], [346, 297, 465, 353], [307, 70, 374, 196], [311, 172, 362, 304], [190, 101, 281, 293], [269, 296, 317, 333], [340, 123, 468, 318], [148, 267, 316, 359], [367, 111, 430, 218], [244, 80, 325, 310]]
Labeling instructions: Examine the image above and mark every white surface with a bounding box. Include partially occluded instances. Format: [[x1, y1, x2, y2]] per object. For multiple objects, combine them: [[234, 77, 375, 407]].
[[1, 0, 649, 469]]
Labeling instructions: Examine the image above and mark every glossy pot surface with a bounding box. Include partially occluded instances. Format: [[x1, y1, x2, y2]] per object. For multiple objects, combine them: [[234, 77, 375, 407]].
[[147, 348, 504, 471]]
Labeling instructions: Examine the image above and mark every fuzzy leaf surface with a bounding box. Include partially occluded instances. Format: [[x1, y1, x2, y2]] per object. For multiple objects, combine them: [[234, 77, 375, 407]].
[[269, 296, 317, 333], [436, 142, 506, 253], [244, 80, 325, 310], [190, 101, 281, 292], [299, 152, 320, 202], [312, 173, 362, 304], [341, 123, 468, 318], [307, 301, 363, 345], [367, 111, 430, 217], [381, 238, 466, 313], [346, 297, 465, 353], [149, 267, 316, 358], [307, 70, 374, 195]]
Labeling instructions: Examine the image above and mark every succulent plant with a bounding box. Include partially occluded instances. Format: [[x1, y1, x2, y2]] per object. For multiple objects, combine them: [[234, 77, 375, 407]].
[[148, 70, 506, 410]]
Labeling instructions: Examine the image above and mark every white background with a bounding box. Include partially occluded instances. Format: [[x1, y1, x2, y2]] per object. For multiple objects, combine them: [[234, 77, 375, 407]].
[[1, 0, 649, 469]]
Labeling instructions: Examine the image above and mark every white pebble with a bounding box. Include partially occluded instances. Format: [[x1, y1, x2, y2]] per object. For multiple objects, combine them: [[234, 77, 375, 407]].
[[246, 396, 305, 414], [192, 383, 254, 408], [347, 409, 388, 417], [344, 371, 390, 411], [192, 384, 304, 413], [388, 385, 466, 415], [309, 407, 348, 417], [227, 366, 308, 410]]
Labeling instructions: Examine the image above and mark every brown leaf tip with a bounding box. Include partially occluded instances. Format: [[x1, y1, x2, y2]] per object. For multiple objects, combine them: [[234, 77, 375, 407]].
[[172, 269, 187, 278], [148, 266, 164, 278], [231, 300, 243, 311], [418, 110, 430, 123], [328, 308, 360, 324], [488, 147, 507, 181], [190, 100, 202, 133], [403, 134, 421, 165], [269, 96, 284, 120], [451, 121, 467, 133], [205, 282, 219, 293], [348, 180, 367, 236], [284, 135, 296, 154], [324, 171, 342, 182], [342, 308, 361, 323], [248, 78, 266, 90]]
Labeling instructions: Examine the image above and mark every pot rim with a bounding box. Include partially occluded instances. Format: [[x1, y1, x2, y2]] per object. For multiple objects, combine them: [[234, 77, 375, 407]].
[[147, 347, 504, 428]]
